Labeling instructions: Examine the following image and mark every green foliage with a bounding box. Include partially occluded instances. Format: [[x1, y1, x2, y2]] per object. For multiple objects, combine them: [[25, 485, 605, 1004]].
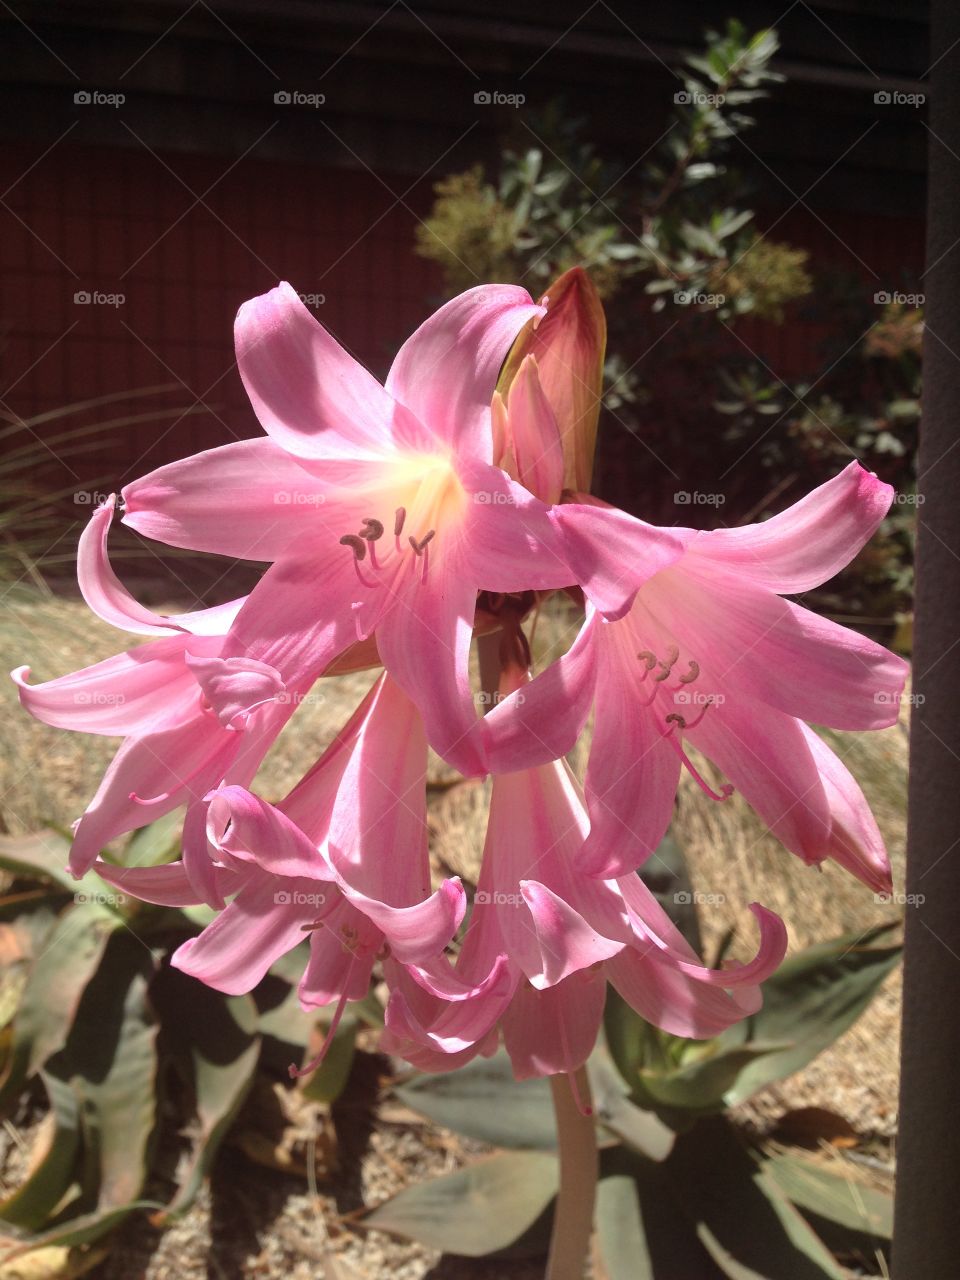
[[377, 838, 898, 1276], [416, 22, 810, 325], [0, 826, 377, 1256]]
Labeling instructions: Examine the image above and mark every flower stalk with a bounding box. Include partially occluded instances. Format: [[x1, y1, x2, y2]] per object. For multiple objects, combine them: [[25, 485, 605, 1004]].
[[546, 1068, 597, 1280]]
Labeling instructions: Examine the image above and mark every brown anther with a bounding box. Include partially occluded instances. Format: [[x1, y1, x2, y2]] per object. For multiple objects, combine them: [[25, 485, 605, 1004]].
[[677, 660, 700, 685], [408, 529, 436, 556], [359, 517, 384, 541], [394, 507, 407, 537], [654, 662, 673, 682], [665, 712, 687, 729], [637, 650, 657, 669], [339, 533, 366, 560], [663, 644, 680, 668], [300, 918, 326, 933]]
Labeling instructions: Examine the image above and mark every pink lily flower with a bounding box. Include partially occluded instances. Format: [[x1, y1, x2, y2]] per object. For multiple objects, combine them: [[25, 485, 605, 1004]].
[[12, 499, 297, 887], [96, 674, 466, 1067], [490, 462, 907, 889], [383, 754, 786, 1081], [118, 283, 579, 775]]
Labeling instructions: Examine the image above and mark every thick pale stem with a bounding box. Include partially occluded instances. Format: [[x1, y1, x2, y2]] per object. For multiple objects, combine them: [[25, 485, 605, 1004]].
[[546, 1069, 597, 1280]]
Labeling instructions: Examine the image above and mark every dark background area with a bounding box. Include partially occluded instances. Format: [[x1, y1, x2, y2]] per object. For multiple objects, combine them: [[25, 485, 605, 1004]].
[[0, 1, 929, 589]]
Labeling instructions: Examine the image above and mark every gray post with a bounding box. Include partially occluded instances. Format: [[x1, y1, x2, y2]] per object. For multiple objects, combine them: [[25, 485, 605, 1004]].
[[892, 3, 960, 1275]]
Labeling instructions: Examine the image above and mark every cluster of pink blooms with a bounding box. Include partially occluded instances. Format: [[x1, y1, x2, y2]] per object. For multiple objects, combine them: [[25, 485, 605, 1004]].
[[14, 272, 908, 1084]]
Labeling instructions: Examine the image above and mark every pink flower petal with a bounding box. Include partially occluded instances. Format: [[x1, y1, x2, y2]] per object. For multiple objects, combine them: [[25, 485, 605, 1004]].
[[501, 970, 606, 1079], [482, 607, 598, 773], [690, 462, 893, 593], [799, 724, 894, 894], [500, 354, 564, 504], [458, 460, 572, 592], [186, 654, 286, 729], [236, 282, 412, 462], [551, 502, 693, 619], [122, 438, 336, 560], [385, 284, 545, 463]]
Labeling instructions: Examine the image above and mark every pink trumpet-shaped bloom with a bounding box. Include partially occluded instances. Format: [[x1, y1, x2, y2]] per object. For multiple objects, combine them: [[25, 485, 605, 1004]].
[[95, 675, 465, 1041], [119, 283, 579, 776], [382, 754, 786, 1080], [12, 499, 295, 886], [493, 462, 907, 889]]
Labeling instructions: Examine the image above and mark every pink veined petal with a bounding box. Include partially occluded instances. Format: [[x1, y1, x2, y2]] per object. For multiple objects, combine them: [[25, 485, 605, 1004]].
[[482, 607, 598, 773], [550, 503, 693, 620], [519, 881, 623, 988], [689, 462, 894, 593], [122, 438, 337, 560], [385, 284, 545, 463], [685, 697, 831, 867], [93, 857, 243, 907], [617, 877, 787, 988], [338, 878, 466, 964], [457, 459, 572, 593], [501, 970, 606, 1080], [181, 796, 228, 910], [606, 947, 753, 1040], [172, 875, 318, 995], [325, 675, 432, 903], [185, 654, 286, 729], [78, 499, 186, 635], [375, 562, 485, 778], [68, 714, 244, 876], [502, 354, 564, 504], [78, 498, 246, 635], [799, 724, 894, 894], [11, 636, 204, 736], [236, 282, 408, 463], [383, 960, 516, 1057], [214, 537, 361, 694], [577, 620, 682, 879], [400, 951, 513, 1003], [661, 559, 908, 731], [299, 906, 379, 1008], [205, 786, 331, 880]]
